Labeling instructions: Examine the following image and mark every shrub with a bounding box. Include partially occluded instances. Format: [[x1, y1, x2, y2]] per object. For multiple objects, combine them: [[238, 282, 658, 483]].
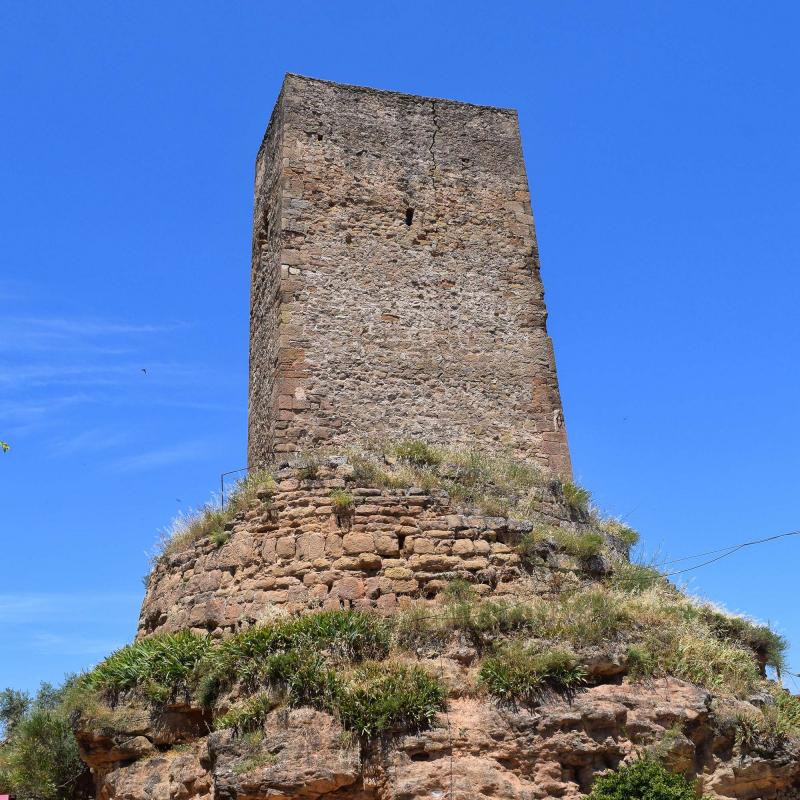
[[588, 757, 702, 800], [0, 687, 31, 737], [198, 611, 390, 703], [88, 631, 211, 702], [391, 440, 442, 467], [562, 481, 591, 517], [336, 662, 446, 740], [479, 646, 585, 708], [0, 681, 87, 800], [329, 489, 354, 516]]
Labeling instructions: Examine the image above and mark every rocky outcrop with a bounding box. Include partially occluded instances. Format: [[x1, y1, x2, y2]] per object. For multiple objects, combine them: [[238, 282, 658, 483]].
[[76, 678, 799, 800], [97, 743, 211, 800], [211, 709, 363, 799]]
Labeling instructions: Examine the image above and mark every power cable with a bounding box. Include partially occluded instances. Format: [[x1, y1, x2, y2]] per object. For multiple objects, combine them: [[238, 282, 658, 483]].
[[658, 530, 800, 577]]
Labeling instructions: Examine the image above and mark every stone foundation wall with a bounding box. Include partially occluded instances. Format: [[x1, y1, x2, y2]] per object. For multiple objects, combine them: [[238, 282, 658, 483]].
[[139, 459, 602, 638]]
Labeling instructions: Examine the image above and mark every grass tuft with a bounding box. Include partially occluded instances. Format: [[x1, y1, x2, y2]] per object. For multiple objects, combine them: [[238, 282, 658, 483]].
[[336, 662, 446, 740], [610, 561, 663, 594], [479, 646, 585, 708], [345, 443, 551, 520], [329, 489, 355, 516], [197, 610, 390, 704], [562, 481, 591, 517], [517, 526, 605, 566], [391, 440, 443, 468]]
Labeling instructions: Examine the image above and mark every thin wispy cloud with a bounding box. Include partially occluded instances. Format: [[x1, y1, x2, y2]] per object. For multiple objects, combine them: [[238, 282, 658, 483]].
[[12, 318, 182, 336], [27, 632, 125, 657], [0, 316, 183, 356], [0, 362, 200, 390], [49, 426, 131, 457], [0, 592, 141, 625], [110, 440, 210, 473], [0, 307, 235, 448]]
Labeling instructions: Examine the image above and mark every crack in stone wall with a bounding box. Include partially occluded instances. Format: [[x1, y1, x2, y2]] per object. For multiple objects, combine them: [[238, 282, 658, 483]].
[[429, 99, 439, 191]]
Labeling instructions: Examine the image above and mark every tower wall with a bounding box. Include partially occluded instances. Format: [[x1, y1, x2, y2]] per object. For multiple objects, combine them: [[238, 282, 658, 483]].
[[248, 75, 571, 476]]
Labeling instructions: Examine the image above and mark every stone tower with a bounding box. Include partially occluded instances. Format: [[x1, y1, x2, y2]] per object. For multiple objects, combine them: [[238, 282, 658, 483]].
[[248, 74, 571, 476]]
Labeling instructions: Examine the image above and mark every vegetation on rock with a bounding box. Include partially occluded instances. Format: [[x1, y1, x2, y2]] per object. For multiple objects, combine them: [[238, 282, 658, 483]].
[[587, 758, 706, 800], [348, 441, 594, 522], [478, 646, 586, 708], [329, 488, 355, 516]]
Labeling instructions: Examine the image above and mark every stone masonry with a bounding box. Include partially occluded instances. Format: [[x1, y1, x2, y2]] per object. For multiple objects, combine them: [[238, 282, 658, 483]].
[[138, 458, 606, 638], [248, 75, 572, 476]]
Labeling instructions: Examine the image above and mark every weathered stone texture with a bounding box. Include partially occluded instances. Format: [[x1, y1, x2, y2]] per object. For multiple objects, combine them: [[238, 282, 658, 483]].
[[248, 74, 571, 476], [79, 680, 800, 800], [138, 459, 601, 638]]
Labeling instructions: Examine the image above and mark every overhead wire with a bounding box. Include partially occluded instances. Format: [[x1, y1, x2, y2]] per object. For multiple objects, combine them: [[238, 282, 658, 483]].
[[656, 530, 800, 577]]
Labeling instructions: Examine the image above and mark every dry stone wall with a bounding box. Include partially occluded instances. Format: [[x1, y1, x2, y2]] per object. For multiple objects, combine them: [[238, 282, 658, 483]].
[[248, 74, 572, 476], [139, 458, 602, 638]]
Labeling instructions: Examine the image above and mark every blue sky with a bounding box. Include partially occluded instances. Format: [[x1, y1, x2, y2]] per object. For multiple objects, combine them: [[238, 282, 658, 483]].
[[1, 1, 798, 693]]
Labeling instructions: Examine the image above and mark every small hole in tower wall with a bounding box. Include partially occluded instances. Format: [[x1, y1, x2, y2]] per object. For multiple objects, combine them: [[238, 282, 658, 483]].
[[405, 208, 414, 226]]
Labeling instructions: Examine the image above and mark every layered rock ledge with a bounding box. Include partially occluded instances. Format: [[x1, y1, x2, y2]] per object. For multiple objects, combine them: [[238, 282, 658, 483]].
[[76, 679, 800, 800]]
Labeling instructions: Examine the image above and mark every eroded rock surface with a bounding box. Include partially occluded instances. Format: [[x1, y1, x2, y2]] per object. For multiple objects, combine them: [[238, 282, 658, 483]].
[[78, 679, 800, 800]]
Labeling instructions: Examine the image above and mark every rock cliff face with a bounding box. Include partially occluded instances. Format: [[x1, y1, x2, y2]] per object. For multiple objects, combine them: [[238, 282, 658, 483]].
[[75, 678, 799, 800]]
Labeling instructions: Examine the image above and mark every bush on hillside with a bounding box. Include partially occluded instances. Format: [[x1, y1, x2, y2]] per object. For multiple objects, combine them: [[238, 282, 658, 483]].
[[0, 682, 87, 800], [587, 758, 703, 800]]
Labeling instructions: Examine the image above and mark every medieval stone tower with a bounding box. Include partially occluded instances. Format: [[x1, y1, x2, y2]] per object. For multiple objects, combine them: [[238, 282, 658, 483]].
[[248, 74, 571, 476]]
